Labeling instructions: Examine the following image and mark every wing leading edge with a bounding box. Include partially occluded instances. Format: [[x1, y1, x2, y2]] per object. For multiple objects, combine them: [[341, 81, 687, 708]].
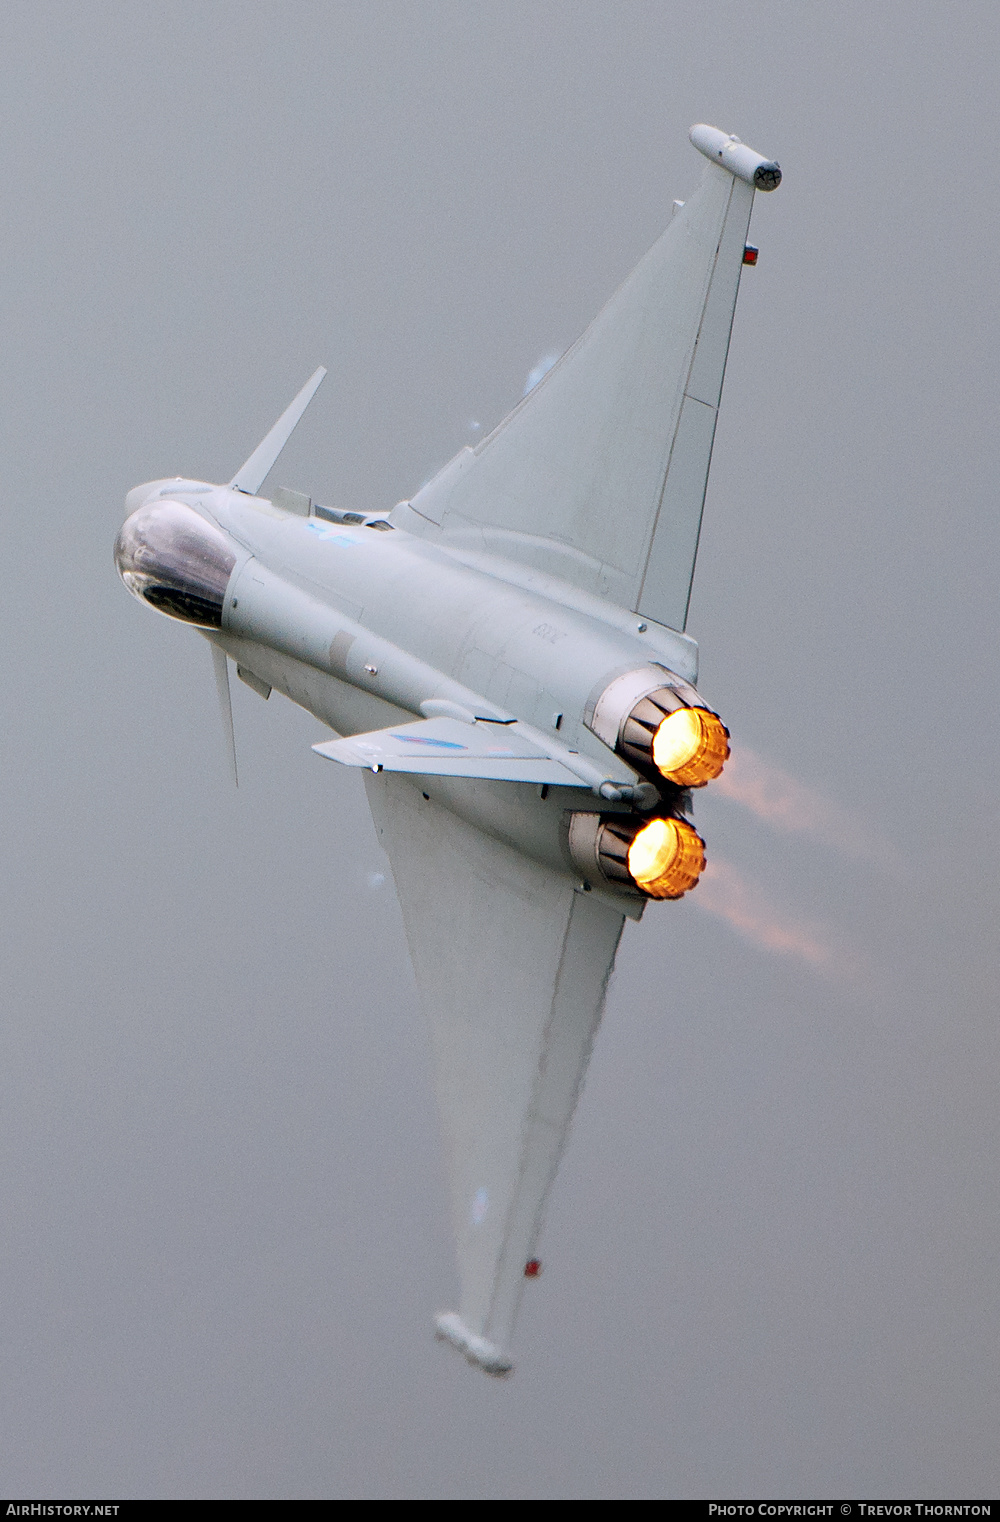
[[366, 773, 625, 1374], [395, 126, 779, 632], [314, 715, 585, 785]]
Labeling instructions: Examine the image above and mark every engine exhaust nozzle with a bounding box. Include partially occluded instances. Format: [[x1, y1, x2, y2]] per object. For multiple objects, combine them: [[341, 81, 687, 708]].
[[567, 811, 706, 900], [588, 666, 729, 789], [625, 698, 730, 788]]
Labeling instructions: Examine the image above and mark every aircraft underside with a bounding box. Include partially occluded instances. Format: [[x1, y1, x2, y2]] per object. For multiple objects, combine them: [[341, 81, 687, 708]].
[[115, 122, 781, 1373]]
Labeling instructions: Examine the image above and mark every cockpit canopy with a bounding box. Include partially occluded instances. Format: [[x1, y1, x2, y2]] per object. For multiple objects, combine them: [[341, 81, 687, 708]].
[[114, 499, 237, 627]]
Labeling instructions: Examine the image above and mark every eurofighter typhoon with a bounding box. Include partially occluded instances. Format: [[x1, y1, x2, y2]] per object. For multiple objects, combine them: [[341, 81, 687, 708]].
[[115, 125, 781, 1375]]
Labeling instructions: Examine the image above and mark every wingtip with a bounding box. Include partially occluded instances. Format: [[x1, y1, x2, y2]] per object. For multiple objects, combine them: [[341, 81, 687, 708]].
[[689, 124, 781, 190], [434, 1313, 513, 1377]]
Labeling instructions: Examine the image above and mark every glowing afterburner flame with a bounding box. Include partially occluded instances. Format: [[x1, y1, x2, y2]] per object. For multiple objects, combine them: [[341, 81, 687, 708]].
[[651, 707, 730, 787], [693, 857, 835, 968], [627, 816, 705, 899]]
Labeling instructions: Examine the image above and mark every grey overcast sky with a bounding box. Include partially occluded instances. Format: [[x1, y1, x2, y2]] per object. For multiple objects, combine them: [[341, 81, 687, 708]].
[[1, 0, 997, 1500]]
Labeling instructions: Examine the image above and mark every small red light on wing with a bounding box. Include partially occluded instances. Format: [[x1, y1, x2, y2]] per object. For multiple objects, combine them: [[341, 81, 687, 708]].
[[524, 1259, 542, 1277], [743, 245, 759, 266]]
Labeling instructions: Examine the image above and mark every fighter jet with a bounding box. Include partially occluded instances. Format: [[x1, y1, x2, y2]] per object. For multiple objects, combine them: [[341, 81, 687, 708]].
[[115, 124, 781, 1376]]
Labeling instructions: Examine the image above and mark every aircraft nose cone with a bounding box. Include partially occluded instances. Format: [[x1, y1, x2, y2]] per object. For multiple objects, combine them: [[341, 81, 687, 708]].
[[114, 499, 236, 628], [124, 483, 163, 515]]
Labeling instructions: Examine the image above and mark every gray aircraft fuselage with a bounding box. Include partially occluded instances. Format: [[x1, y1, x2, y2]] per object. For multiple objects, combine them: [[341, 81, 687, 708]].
[[118, 475, 705, 904], [114, 119, 780, 1374]]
